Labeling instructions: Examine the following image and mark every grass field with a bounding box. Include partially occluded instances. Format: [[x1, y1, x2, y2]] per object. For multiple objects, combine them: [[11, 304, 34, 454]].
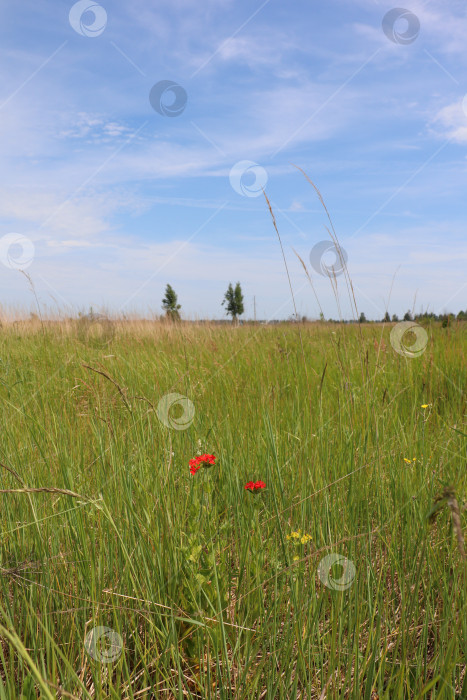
[[0, 319, 466, 698]]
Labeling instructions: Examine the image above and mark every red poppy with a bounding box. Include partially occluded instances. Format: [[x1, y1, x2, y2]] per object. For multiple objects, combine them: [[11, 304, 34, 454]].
[[189, 454, 216, 475], [245, 480, 266, 492]]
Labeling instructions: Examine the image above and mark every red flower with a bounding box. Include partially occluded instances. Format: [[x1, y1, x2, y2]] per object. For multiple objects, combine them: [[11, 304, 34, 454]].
[[245, 480, 266, 492], [189, 454, 216, 475], [199, 454, 216, 465]]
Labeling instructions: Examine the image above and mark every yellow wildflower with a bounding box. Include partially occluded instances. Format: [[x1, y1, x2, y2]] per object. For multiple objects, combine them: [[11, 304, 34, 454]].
[[288, 529, 312, 545]]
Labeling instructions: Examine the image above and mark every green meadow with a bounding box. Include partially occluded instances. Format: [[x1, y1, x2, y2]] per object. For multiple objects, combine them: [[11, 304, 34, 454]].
[[0, 319, 465, 698]]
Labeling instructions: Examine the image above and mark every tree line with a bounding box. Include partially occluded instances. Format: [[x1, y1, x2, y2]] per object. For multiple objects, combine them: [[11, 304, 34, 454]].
[[162, 283, 465, 325], [330, 310, 467, 325]]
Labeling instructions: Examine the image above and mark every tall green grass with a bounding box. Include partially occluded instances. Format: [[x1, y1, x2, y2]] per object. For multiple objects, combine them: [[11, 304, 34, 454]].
[[0, 319, 465, 698]]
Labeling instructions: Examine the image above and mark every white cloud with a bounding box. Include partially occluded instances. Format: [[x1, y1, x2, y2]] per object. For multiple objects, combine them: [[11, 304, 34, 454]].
[[217, 34, 297, 70], [431, 100, 467, 143], [289, 200, 304, 212], [0, 188, 143, 244], [58, 113, 133, 142], [47, 239, 94, 248], [354, 1, 467, 59]]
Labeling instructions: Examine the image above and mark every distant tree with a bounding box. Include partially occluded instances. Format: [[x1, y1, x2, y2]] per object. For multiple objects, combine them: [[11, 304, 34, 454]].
[[391, 313, 399, 322], [319, 311, 325, 322], [162, 284, 181, 321], [403, 310, 413, 321], [441, 313, 455, 328], [222, 282, 244, 324], [382, 311, 391, 323], [359, 312, 367, 324], [457, 310, 466, 320]]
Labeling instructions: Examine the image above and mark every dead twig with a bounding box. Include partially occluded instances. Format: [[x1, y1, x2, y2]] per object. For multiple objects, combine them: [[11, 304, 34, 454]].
[[82, 363, 132, 412], [0, 487, 92, 500]]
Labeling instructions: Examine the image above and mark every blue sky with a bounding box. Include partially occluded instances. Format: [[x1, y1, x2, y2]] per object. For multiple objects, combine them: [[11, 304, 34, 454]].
[[0, 0, 466, 320]]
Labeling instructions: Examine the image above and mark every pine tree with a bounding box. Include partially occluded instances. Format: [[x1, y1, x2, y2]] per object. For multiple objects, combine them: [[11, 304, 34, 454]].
[[162, 284, 181, 321], [383, 311, 391, 323], [358, 311, 367, 324], [222, 282, 244, 323]]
